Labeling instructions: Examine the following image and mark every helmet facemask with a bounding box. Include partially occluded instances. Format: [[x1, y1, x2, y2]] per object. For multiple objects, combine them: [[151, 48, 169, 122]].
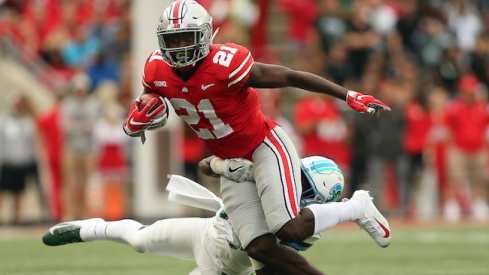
[[157, 23, 212, 69]]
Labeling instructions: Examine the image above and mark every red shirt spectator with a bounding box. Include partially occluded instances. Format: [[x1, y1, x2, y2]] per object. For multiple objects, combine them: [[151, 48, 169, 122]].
[[445, 75, 489, 152], [279, 0, 318, 44], [403, 101, 432, 155], [294, 95, 351, 167]]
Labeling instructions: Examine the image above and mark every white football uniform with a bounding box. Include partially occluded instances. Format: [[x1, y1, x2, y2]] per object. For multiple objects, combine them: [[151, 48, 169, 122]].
[[129, 217, 253, 275], [83, 176, 319, 275]]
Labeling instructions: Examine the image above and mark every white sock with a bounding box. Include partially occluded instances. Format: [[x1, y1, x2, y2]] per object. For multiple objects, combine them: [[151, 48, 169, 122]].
[[105, 219, 143, 245], [80, 222, 110, 242], [80, 220, 143, 244], [307, 199, 364, 235]]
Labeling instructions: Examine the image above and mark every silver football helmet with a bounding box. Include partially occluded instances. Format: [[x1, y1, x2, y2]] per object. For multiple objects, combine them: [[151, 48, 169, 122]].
[[156, 0, 214, 68], [300, 156, 344, 207]]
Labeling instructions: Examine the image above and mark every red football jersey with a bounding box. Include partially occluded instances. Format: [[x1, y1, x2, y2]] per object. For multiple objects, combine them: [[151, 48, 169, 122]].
[[142, 43, 276, 159]]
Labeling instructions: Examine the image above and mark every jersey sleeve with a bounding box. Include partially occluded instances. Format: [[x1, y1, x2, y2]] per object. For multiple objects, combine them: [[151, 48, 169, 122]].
[[214, 43, 254, 88], [141, 49, 163, 91]]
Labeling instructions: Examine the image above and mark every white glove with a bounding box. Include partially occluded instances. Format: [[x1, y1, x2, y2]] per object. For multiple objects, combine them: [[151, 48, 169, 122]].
[[213, 209, 242, 250], [210, 157, 253, 182]]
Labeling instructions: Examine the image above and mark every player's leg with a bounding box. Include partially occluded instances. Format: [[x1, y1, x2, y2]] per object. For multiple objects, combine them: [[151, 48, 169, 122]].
[[251, 126, 318, 241], [251, 126, 303, 234], [220, 175, 324, 275], [115, 218, 221, 274], [252, 127, 390, 247], [44, 217, 209, 261]]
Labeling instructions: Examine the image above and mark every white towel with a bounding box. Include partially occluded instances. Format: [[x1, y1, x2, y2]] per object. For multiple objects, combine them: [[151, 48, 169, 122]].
[[166, 174, 223, 212]]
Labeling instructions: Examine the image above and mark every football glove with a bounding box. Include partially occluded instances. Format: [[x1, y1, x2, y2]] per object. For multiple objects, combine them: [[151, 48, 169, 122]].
[[210, 157, 254, 183], [347, 91, 391, 117], [123, 96, 166, 137]]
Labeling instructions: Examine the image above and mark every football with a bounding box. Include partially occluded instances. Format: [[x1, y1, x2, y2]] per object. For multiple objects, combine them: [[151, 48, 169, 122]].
[[138, 93, 169, 132], [138, 93, 166, 114]]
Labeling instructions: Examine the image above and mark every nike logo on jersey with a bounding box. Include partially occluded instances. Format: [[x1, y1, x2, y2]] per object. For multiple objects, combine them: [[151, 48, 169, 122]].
[[130, 118, 151, 126], [49, 223, 72, 234], [357, 95, 368, 101], [228, 166, 244, 173], [202, 84, 214, 90], [374, 218, 390, 238]]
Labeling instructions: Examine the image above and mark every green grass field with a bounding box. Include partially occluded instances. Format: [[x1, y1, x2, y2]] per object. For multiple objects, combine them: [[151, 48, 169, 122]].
[[1, 223, 488, 275]]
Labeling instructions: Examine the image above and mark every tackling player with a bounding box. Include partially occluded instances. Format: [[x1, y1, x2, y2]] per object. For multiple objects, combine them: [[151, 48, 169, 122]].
[[122, 1, 391, 274], [43, 157, 388, 275]]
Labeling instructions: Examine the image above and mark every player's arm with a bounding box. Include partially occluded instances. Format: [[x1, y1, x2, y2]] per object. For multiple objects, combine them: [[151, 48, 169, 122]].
[[244, 62, 390, 115], [198, 156, 219, 177]]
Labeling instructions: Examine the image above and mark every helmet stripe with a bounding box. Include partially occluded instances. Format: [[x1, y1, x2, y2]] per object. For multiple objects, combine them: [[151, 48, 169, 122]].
[[172, 0, 183, 24], [312, 167, 343, 175], [310, 160, 342, 174]]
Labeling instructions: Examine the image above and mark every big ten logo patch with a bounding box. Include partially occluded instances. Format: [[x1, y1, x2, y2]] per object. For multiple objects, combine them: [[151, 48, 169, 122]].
[[154, 81, 167, 87]]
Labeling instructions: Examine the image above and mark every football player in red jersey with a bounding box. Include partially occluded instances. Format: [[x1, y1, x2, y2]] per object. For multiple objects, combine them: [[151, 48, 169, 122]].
[[123, 1, 391, 274]]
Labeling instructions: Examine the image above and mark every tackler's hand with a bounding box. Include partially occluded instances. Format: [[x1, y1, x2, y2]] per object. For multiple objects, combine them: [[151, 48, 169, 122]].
[[210, 157, 254, 182]]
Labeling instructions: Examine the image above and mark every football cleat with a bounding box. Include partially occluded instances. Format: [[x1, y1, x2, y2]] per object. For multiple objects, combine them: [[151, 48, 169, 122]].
[[352, 190, 391, 248], [43, 218, 104, 246]]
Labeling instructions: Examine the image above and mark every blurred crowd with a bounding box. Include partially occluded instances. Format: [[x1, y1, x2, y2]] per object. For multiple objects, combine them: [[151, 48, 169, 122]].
[[0, 0, 132, 223], [0, 0, 489, 225], [282, 0, 489, 223]]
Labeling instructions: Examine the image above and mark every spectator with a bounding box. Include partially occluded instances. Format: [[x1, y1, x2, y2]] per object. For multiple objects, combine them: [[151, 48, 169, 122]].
[[436, 46, 461, 96], [365, 79, 409, 214], [62, 72, 100, 220], [416, 17, 455, 68], [470, 36, 489, 85], [425, 87, 450, 214], [445, 0, 482, 52], [344, 3, 381, 79], [367, 0, 399, 37], [279, 0, 319, 53], [324, 41, 353, 86], [36, 88, 66, 222], [444, 74, 489, 222], [402, 91, 432, 217], [91, 81, 129, 220], [316, 0, 347, 53], [293, 93, 351, 172], [396, 0, 421, 55], [0, 95, 41, 224], [62, 24, 101, 68], [86, 50, 120, 90]]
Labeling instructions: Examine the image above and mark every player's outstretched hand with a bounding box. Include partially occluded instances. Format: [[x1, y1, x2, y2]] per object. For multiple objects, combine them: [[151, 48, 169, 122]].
[[347, 91, 391, 117], [210, 157, 254, 182], [123, 96, 166, 137]]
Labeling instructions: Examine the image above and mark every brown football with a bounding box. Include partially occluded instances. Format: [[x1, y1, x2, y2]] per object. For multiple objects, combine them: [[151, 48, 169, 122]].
[[138, 93, 165, 114]]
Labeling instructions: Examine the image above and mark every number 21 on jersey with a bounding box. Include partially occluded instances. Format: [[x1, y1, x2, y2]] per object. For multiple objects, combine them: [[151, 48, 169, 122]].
[[212, 46, 238, 67], [170, 98, 234, 139]]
